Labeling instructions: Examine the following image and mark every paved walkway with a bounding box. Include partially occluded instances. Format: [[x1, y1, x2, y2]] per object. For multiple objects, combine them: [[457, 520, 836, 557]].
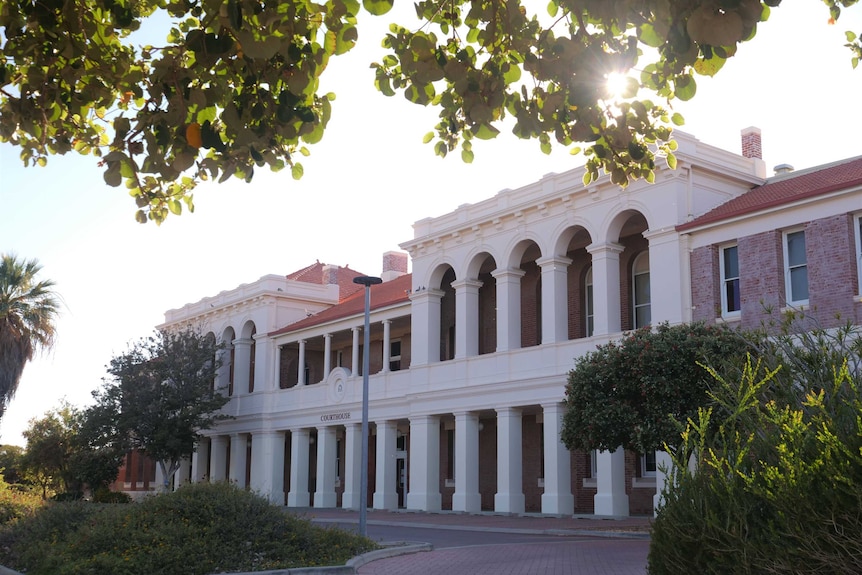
[[299, 508, 652, 575]]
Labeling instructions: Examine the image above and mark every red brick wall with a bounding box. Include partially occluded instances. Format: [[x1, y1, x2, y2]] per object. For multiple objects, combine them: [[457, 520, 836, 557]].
[[478, 272, 497, 354], [520, 261, 541, 348], [567, 249, 591, 339], [808, 214, 861, 325], [439, 268, 456, 361], [739, 230, 784, 330], [690, 244, 720, 323], [478, 419, 497, 510], [522, 414, 543, 512], [620, 235, 649, 331]]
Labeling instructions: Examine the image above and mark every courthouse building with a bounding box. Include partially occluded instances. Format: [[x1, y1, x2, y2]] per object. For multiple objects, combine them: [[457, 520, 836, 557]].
[[159, 129, 862, 515]]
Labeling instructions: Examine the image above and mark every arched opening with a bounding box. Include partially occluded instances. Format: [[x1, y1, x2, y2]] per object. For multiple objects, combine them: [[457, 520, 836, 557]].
[[438, 267, 456, 361], [632, 252, 651, 328], [585, 266, 594, 337]]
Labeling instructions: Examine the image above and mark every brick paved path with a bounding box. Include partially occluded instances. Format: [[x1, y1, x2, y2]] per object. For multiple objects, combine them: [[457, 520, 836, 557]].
[[357, 538, 649, 575]]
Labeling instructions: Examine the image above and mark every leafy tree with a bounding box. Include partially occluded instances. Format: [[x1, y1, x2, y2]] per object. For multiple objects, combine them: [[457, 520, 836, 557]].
[[2, 1, 859, 223], [0, 254, 60, 419], [561, 322, 750, 454], [91, 327, 229, 491], [649, 321, 862, 574], [0, 444, 25, 485]]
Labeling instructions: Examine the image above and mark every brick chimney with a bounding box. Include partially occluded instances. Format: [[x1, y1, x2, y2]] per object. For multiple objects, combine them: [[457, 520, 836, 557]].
[[381, 251, 408, 282], [321, 264, 339, 285], [741, 126, 762, 159]]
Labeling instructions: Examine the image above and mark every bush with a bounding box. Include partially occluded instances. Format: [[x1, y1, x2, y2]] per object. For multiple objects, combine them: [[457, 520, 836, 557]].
[[0, 477, 43, 525], [0, 481, 378, 575], [648, 321, 862, 575], [91, 488, 132, 504], [51, 491, 84, 502]]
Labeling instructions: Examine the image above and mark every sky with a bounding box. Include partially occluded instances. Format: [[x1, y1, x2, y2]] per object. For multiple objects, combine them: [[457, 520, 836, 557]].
[[2, 3, 861, 446]]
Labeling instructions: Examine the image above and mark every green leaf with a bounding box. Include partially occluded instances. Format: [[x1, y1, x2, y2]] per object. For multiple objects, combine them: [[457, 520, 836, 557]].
[[291, 163, 304, 180], [666, 152, 677, 170], [422, 132, 434, 144], [473, 123, 500, 140], [461, 148, 474, 163], [671, 113, 685, 126], [674, 75, 697, 101], [362, 0, 393, 16], [638, 23, 664, 48], [168, 199, 182, 215], [547, 1, 558, 17]]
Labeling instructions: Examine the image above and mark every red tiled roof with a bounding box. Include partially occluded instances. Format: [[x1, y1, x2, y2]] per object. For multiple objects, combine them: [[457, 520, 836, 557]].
[[269, 273, 413, 336], [284, 261, 366, 303], [677, 156, 862, 231]]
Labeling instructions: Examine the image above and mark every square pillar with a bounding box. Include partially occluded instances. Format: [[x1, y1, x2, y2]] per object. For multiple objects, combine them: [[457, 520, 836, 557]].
[[644, 228, 686, 324], [382, 321, 392, 372], [287, 428, 310, 507], [314, 426, 338, 508], [323, 333, 332, 381], [409, 289, 444, 366], [229, 433, 249, 488], [232, 338, 253, 395], [587, 242, 624, 335], [594, 448, 629, 516], [249, 431, 285, 505], [373, 420, 399, 510], [654, 450, 673, 516], [342, 423, 362, 509], [541, 403, 574, 515], [191, 437, 210, 482], [495, 407, 525, 513], [537, 256, 572, 344], [209, 435, 229, 482], [297, 339, 306, 385], [493, 268, 525, 352], [175, 457, 191, 491], [406, 415, 442, 511], [452, 279, 482, 358], [453, 411, 481, 512]]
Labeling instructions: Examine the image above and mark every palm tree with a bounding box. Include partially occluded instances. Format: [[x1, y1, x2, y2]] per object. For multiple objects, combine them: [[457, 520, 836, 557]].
[[0, 254, 60, 419]]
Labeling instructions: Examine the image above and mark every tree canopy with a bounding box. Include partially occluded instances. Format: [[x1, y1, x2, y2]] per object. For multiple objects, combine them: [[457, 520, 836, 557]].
[[2, 0, 859, 223], [561, 322, 750, 454], [91, 327, 229, 490]]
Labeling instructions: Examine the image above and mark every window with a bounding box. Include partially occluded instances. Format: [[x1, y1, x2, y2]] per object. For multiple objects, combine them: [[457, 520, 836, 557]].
[[632, 252, 651, 328], [336, 350, 343, 368], [585, 266, 594, 337], [856, 215, 862, 296], [720, 244, 741, 316], [783, 229, 809, 305], [389, 339, 401, 371], [640, 452, 656, 477], [589, 450, 597, 478], [446, 429, 455, 481]]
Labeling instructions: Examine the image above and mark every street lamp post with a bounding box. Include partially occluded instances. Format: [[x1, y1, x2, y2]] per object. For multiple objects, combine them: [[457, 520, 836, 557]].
[[353, 275, 382, 537]]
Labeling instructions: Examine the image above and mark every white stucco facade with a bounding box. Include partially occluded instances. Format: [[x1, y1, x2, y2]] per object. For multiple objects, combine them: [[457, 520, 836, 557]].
[[164, 130, 849, 516]]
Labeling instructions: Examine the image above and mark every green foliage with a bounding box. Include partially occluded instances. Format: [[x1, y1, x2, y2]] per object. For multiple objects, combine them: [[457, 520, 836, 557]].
[[2, 2, 859, 222], [21, 402, 124, 497], [91, 488, 132, 504], [92, 327, 230, 490], [562, 322, 750, 453], [0, 253, 59, 419], [0, 445, 25, 484], [0, 475, 43, 525], [0, 482, 379, 575], [649, 322, 862, 575]]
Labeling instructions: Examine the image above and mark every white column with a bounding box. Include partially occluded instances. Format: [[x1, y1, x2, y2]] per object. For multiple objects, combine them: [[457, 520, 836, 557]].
[[323, 334, 332, 380], [452, 279, 482, 358], [453, 412, 481, 512], [654, 450, 673, 516], [537, 256, 572, 344], [351, 327, 360, 376], [314, 426, 337, 508], [342, 423, 362, 509], [154, 463, 166, 491], [373, 420, 399, 510], [191, 438, 210, 482], [232, 338, 253, 395], [287, 429, 311, 507], [495, 407, 525, 513], [209, 435, 229, 481], [249, 431, 285, 504], [229, 433, 248, 488], [493, 268, 525, 352], [587, 242, 624, 335], [175, 457, 191, 491], [297, 340, 306, 385], [541, 403, 574, 515], [644, 229, 685, 324], [406, 415, 442, 511], [594, 448, 629, 516], [274, 343, 283, 390], [382, 320, 392, 372], [409, 289, 444, 365]]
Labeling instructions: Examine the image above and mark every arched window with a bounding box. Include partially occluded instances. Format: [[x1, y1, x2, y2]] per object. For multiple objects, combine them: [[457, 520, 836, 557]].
[[585, 266, 594, 337], [632, 252, 651, 328]]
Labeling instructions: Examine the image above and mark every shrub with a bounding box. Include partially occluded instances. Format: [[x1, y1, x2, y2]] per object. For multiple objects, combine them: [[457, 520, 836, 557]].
[[648, 321, 862, 575], [0, 481, 378, 575], [0, 476, 42, 525], [91, 488, 132, 504]]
